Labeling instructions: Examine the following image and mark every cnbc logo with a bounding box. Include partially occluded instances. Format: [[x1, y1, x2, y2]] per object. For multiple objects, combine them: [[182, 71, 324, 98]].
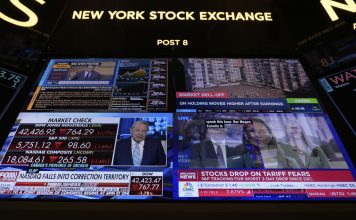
[[0, 0, 46, 27], [182, 182, 194, 192]]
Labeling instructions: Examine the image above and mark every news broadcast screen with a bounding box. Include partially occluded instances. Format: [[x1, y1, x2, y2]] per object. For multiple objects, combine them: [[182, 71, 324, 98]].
[[1, 57, 356, 201], [0, 67, 27, 119], [319, 67, 356, 135], [299, 33, 356, 136], [176, 58, 322, 113], [0, 112, 173, 199], [175, 113, 356, 200], [27, 59, 168, 112]]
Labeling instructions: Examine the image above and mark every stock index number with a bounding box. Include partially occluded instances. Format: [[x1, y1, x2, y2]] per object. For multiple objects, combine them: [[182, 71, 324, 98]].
[[0, 68, 25, 89]]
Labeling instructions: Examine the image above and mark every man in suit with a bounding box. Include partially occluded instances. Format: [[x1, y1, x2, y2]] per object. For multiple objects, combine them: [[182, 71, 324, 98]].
[[113, 120, 166, 166], [190, 126, 254, 169], [69, 64, 101, 80]]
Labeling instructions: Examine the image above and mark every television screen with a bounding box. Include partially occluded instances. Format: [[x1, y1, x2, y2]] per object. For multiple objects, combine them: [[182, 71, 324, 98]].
[[0, 67, 27, 119], [27, 59, 168, 112], [299, 33, 356, 136], [0, 112, 173, 199], [1, 57, 355, 201], [175, 112, 355, 200], [176, 58, 322, 113], [319, 67, 356, 135]]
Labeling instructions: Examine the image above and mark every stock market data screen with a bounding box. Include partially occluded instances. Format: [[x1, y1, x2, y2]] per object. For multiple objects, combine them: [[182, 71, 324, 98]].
[[0, 58, 355, 201]]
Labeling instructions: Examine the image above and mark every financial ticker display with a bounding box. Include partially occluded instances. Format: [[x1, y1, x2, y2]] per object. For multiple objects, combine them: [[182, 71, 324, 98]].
[[300, 34, 356, 136], [0, 113, 172, 198], [0, 67, 27, 119], [319, 67, 356, 135], [27, 59, 168, 112], [175, 113, 356, 200], [1, 58, 356, 201]]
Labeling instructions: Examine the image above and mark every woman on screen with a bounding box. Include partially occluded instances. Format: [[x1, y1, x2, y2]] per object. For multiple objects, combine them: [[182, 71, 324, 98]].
[[280, 119, 332, 169], [241, 118, 287, 169]]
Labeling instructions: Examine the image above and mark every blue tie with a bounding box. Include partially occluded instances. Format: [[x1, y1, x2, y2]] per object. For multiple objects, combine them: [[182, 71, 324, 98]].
[[133, 142, 141, 165]]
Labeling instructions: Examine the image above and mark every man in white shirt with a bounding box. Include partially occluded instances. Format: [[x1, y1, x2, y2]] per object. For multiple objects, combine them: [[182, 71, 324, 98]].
[[113, 120, 166, 166]]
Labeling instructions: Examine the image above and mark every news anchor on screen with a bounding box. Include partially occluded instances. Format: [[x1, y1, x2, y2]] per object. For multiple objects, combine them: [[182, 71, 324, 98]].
[[113, 120, 166, 166], [68, 63, 101, 80]]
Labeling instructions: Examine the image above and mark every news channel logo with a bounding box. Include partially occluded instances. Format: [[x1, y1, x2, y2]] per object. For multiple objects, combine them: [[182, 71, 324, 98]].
[[179, 182, 198, 197]]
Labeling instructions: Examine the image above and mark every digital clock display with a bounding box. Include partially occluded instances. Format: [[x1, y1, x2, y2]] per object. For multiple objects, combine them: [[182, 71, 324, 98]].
[[0, 67, 27, 119]]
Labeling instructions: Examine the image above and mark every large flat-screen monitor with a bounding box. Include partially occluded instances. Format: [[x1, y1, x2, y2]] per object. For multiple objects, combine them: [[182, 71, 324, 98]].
[[0, 67, 27, 119], [27, 59, 168, 112], [0, 57, 355, 201], [175, 58, 322, 113], [300, 35, 356, 136], [319, 67, 355, 135]]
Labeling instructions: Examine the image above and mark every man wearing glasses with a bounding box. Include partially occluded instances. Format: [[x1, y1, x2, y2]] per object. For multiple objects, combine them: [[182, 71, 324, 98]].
[[113, 120, 166, 166]]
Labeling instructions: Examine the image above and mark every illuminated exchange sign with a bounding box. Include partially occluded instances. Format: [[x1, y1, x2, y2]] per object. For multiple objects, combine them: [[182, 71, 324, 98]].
[[1, 0, 356, 28], [0, 0, 46, 27], [321, 0, 356, 21], [72, 10, 273, 22]]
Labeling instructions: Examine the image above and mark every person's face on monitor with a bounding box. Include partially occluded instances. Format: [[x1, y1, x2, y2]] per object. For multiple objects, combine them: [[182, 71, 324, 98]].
[[286, 121, 303, 139], [207, 127, 226, 141], [131, 122, 148, 142], [246, 122, 271, 146], [87, 65, 95, 72], [189, 126, 200, 141]]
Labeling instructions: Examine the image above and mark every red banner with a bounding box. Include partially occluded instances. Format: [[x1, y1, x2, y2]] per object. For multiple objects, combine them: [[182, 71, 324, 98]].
[[0, 171, 19, 182], [176, 92, 228, 98], [199, 189, 253, 197], [179, 170, 355, 182]]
